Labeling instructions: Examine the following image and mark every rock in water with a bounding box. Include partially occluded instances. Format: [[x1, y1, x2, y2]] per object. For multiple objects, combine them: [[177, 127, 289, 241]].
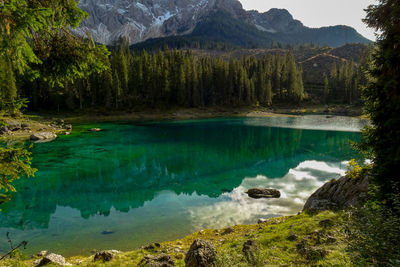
[[303, 175, 369, 212], [246, 188, 281, 199], [37, 253, 70, 266], [30, 132, 57, 141], [89, 128, 102, 132], [185, 239, 216, 267], [93, 251, 115, 262]]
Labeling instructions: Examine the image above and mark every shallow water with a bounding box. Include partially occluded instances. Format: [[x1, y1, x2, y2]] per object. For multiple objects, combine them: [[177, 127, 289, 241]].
[[0, 116, 366, 256]]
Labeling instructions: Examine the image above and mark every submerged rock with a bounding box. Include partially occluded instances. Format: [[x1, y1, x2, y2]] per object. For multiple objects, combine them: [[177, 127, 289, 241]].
[[185, 239, 216, 267], [89, 128, 102, 132], [245, 188, 281, 199], [37, 253, 70, 266], [303, 175, 369, 212], [30, 132, 57, 142]]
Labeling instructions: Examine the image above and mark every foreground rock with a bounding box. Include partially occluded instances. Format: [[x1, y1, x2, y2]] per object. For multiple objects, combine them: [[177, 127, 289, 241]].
[[303, 175, 369, 212], [30, 132, 57, 141], [139, 254, 175, 267], [37, 253, 70, 266], [246, 188, 281, 199], [185, 239, 216, 267]]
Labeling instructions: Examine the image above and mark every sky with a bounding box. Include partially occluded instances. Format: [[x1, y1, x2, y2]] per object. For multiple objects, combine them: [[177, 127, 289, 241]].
[[239, 0, 377, 41]]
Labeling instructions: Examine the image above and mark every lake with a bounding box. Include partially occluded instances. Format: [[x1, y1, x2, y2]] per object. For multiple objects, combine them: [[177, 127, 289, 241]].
[[0, 116, 367, 256]]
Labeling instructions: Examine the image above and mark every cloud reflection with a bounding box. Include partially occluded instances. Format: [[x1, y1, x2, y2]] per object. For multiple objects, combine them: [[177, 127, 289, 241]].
[[188, 160, 347, 229]]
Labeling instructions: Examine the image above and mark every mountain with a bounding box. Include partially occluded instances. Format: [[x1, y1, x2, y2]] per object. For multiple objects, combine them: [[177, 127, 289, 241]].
[[76, 0, 371, 48]]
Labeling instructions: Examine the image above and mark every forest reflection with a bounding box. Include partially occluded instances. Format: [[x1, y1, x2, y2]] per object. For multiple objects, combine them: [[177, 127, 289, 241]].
[[0, 118, 361, 230]]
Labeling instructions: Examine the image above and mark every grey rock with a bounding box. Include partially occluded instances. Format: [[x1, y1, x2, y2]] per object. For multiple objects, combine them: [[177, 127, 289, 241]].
[[185, 239, 216, 267], [257, 218, 268, 224], [36, 250, 48, 257], [93, 250, 114, 262], [30, 132, 57, 141], [37, 253, 71, 266], [303, 175, 369, 212], [139, 254, 175, 267], [65, 124, 72, 130], [246, 188, 280, 199], [7, 120, 21, 131]]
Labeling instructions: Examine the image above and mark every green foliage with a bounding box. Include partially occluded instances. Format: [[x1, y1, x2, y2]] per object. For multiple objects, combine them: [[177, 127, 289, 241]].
[[346, 1, 400, 266], [0, 0, 110, 112], [22, 48, 306, 110], [346, 197, 400, 266], [345, 159, 363, 179], [0, 146, 37, 204], [360, 0, 400, 202], [0, 98, 29, 117]]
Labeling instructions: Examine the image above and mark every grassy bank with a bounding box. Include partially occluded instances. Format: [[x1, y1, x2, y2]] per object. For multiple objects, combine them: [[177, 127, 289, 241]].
[[1, 211, 349, 266]]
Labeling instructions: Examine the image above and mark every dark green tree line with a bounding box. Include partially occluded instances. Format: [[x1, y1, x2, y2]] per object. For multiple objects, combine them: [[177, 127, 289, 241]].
[[23, 47, 306, 110]]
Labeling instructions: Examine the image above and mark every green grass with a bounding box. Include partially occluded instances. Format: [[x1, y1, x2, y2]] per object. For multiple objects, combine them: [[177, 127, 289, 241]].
[[1, 211, 350, 266]]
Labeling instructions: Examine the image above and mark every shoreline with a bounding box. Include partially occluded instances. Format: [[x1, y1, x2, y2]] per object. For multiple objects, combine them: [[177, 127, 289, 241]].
[[2, 211, 348, 266], [1, 105, 364, 142]]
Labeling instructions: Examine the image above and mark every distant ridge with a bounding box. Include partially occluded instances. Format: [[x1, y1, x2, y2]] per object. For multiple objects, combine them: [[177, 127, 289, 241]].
[[77, 0, 372, 48]]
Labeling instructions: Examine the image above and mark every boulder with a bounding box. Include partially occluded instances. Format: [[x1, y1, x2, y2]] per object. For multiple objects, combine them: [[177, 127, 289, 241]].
[[30, 132, 57, 141], [37, 253, 70, 266], [303, 175, 369, 213], [65, 124, 72, 131], [93, 250, 115, 262], [139, 254, 175, 267], [21, 123, 29, 129], [6, 120, 21, 131], [245, 188, 281, 199], [185, 239, 216, 267]]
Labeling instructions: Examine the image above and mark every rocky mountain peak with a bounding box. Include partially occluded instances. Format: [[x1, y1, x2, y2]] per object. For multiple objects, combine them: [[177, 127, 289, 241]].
[[76, 0, 371, 47]]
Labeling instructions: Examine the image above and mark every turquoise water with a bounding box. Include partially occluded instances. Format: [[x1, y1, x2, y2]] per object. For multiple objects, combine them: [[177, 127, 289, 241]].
[[0, 116, 366, 256]]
